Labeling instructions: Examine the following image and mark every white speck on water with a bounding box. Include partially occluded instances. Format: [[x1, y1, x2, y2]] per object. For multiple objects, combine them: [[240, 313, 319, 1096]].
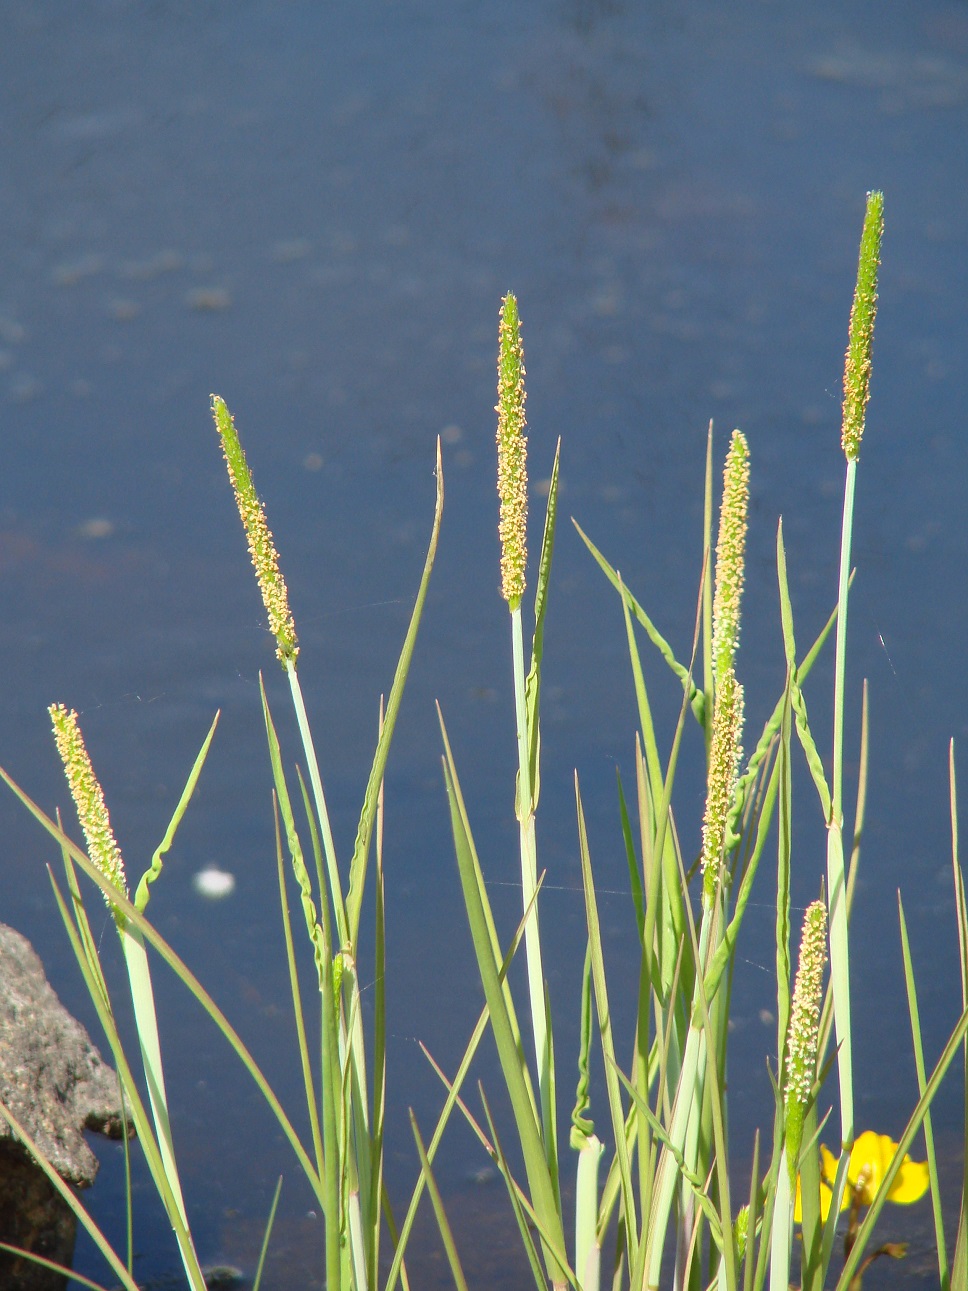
[[77, 517, 114, 540], [185, 286, 232, 312], [193, 866, 236, 899]]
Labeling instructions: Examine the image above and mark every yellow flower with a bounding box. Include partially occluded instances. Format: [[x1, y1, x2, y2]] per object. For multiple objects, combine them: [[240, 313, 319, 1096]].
[[834, 1133, 929, 1209], [795, 1132, 929, 1223]]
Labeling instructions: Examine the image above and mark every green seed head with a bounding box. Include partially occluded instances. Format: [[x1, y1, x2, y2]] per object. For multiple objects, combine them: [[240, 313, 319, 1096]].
[[842, 191, 884, 462], [783, 899, 828, 1182], [212, 395, 299, 667], [49, 704, 128, 925], [712, 430, 750, 685], [700, 666, 744, 902], [495, 293, 528, 608], [733, 1206, 749, 1262]]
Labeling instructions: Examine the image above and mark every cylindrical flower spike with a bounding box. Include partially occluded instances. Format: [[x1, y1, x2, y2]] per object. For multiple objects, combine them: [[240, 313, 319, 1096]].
[[700, 665, 744, 902], [49, 704, 129, 925], [784, 899, 828, 1183], [495, 293, 528, 609], [841, 191, 884, 462], [711, 429, 750, 685], [212, 395, 299, 667]]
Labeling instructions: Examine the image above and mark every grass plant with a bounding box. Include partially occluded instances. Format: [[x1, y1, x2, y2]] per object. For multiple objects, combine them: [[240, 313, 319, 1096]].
[[1, 190, 967, 1291], [436, 193, 968, 1291]]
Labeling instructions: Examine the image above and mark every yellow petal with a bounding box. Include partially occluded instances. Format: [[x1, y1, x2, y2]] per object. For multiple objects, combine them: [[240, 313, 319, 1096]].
[[846, 1133, 929, 1208], [848, 1131, 888, 1205], [889, 1155, 930, 1206]]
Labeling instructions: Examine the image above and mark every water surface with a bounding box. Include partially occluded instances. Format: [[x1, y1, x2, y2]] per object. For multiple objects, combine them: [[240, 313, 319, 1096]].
[[2, 2, 968, 1285]]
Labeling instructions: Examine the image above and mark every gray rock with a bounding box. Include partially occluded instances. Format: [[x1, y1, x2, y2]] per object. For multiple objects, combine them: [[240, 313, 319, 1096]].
[[0, 923, 128, 1290]]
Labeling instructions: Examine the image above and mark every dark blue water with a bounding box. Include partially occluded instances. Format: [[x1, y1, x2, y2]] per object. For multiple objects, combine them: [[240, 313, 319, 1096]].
[[3, 1, 968, 1285]]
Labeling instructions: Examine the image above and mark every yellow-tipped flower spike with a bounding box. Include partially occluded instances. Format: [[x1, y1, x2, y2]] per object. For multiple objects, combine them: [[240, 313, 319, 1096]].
[[700, 664, 744, 901], [495, 292, 528, 609], [212, 395, 299, 667], [841, 191, 884, 462], [711, 429, 750, 685], [49, 704, 128, 925], [784, 899, 827, 1183]]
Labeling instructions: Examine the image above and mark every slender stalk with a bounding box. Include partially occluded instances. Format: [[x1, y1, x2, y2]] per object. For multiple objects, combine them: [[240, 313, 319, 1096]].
[[121, 927, 205, 1290], [828, 191, 884, 1149], [768, 1159, 792, 1291], [512, 603, 552, 1145], [49, 705, 205, 1290], [285, 658, 347, 947]]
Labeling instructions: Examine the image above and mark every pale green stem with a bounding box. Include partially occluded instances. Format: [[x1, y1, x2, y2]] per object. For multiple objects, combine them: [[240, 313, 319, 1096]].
[[121, 927, 205, 1291], [510, 605, 553, 1147], [575, 1134, 603, 1291], [646, 1015, 706, 1288], [831, 460, 856, 819], [347, 1185, 367, 1291], [681, 904, 718, 1281], [768, 1150, 793, 1291], [647, 895, 724, 1288], [285, 658, 347, 949], [338, 952, 372, 1287], [828, 459, 856, 1146]]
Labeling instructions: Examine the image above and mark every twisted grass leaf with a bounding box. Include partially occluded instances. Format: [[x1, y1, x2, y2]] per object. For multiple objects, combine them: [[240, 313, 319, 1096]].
[[135, 711, 219, 912]]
